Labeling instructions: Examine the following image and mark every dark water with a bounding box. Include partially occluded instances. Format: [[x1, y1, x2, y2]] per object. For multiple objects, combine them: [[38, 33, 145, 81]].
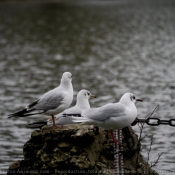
[[0, 0, 175, 174]]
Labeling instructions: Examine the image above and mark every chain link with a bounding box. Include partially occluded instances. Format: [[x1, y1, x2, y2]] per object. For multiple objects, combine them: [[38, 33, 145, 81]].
[[132, 117, 175, 127], [169, 119, 175, 126]]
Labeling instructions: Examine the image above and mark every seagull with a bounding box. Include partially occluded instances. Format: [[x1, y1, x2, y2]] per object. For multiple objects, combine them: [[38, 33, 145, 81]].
[[29, 89, 96, 127], [8, 72, 73, 127], [70, 92, 142, 145]]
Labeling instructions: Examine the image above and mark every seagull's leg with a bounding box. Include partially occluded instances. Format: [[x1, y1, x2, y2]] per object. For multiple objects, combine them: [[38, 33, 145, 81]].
[[52, 115, 57, 127], [110, 129, 121, 145], [51, 115, 63, 128]]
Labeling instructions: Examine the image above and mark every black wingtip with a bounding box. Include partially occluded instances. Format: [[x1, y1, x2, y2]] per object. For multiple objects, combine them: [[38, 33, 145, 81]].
[[8, 108, 45, 118], [8, 108, 28, 118], [8, 114, 19, 118], [28, 121, 47, 129], [28, 121, 47, 125]]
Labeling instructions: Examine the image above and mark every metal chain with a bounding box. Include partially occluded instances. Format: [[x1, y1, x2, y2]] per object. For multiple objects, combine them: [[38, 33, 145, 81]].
[[113, 130, 124, 175], [131, 118, 175, 126], [113, 130, 119, 175], [119, 130, 124, 175]]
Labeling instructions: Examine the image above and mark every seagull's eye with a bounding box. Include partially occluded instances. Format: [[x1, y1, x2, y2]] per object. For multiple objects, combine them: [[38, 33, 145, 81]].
[[133, 96, 136, 100], [87, 92, 90, 96]]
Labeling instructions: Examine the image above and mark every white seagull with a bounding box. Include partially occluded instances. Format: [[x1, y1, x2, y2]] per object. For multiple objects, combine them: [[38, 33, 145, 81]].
[[8, 72, 73, 127], [70, 92, 142, 144], [30, 89, 96, 127]]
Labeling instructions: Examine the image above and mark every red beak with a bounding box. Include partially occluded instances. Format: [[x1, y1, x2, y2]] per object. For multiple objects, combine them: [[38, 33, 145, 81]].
[[136, 99, 143, 102]]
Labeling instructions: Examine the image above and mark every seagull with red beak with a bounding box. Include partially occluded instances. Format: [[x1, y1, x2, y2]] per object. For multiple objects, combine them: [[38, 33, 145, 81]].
[[70, 92, 142, 145]]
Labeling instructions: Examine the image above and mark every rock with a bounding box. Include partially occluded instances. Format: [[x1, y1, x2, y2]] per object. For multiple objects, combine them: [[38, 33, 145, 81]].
[[8, 124, 158, 175]]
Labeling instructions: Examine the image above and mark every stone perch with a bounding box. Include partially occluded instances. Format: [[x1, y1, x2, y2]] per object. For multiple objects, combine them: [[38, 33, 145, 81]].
[[8, 124, 158, 175]]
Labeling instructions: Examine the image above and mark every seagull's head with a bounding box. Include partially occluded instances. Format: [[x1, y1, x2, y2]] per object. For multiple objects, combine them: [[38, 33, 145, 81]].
[[78, 89, 96, 100], [62, 72, 72, 81], [119, 93, 142, 105]]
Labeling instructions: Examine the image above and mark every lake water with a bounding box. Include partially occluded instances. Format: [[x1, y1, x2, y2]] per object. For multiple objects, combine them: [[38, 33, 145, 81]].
[[0, 0, 175, 174]]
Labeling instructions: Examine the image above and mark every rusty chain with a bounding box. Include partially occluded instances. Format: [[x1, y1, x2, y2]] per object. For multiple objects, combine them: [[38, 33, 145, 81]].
[[131, 117, 175, 126]]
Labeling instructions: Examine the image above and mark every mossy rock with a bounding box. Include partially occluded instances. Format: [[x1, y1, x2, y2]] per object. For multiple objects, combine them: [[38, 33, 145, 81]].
[[8, 124, 158, 175]]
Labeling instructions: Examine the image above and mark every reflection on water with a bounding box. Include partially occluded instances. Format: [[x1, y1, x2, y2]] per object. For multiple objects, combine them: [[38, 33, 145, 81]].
[[0, 0, 175, 173]]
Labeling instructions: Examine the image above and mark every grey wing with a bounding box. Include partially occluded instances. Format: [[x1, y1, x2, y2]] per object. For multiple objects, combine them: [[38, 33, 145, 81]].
[[83, 103, 126, 121], [54, 107, 82, 125], [34, 91, 64, 111], [63, 106, 83, 115], [54, 107, 82, 120]]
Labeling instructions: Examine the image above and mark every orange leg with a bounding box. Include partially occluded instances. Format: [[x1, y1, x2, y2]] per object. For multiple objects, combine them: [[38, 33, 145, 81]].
[[52, 115, 57, 127], [52, 115, 63, 128]]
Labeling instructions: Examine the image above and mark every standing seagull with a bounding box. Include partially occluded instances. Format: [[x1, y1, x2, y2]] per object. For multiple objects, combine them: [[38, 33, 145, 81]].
[[30, 89, 96, 127], [8, 72, 73, 127], [70, 92, 142, 144]]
